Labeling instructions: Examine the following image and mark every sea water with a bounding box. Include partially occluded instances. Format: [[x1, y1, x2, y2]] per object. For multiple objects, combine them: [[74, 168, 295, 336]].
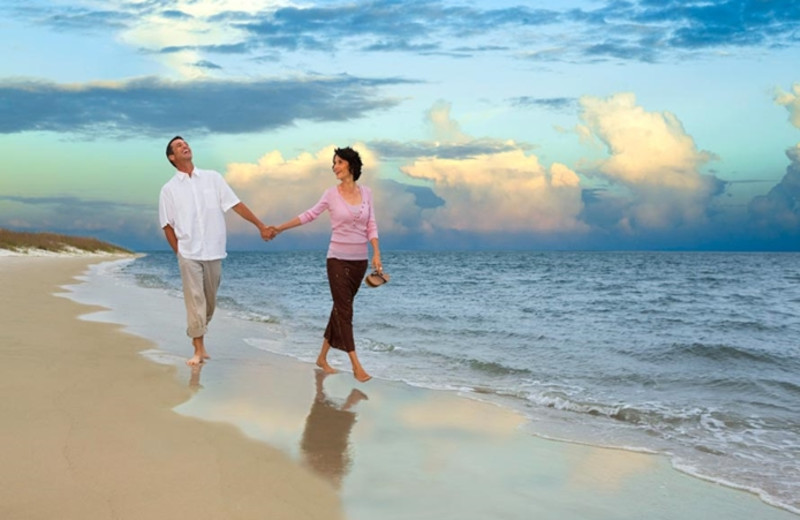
[[114, 250, 800, 514]]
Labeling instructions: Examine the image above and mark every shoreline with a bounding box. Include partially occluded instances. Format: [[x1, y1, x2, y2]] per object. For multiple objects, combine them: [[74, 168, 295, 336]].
[[56, 255, 800, 520], [0, 255, 343, 520]]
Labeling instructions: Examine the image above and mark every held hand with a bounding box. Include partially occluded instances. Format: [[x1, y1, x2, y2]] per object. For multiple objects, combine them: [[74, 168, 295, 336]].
[[260, 225, 278, 241], [372, 253, 382, 273]]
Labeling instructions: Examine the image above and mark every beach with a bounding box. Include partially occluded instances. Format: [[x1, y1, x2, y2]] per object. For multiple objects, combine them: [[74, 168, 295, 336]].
[[2, 254, 798, 520], [0, 256, 343, 520]]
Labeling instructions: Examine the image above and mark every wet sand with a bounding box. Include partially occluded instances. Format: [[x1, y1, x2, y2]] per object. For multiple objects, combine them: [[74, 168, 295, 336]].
[[4, 254, 797, 520], [0, 256, 343, 520]]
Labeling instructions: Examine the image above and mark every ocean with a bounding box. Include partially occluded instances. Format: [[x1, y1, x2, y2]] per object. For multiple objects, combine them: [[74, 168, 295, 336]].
[[110, 250, 799, 514]]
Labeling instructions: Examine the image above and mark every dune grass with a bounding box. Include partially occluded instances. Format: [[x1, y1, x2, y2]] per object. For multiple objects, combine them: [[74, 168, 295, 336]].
[[0, 228, 132, 254]]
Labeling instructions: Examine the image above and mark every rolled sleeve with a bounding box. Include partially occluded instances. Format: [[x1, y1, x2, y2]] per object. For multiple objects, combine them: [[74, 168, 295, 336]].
[[158, 188, 174, 229]]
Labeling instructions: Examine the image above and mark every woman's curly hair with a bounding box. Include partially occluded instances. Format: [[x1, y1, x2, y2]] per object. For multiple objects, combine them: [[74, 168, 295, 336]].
[[334, 147, 363, 181]]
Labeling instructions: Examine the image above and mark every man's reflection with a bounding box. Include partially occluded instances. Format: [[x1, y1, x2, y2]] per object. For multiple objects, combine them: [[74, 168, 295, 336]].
[[300, 370, 368, 488]]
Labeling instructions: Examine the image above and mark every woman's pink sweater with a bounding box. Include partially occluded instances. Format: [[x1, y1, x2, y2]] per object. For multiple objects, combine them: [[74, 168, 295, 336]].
[[298, 185, 379, 260]]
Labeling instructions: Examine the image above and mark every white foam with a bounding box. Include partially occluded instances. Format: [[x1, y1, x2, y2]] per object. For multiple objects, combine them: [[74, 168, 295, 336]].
[[0, 247, 128, 257]]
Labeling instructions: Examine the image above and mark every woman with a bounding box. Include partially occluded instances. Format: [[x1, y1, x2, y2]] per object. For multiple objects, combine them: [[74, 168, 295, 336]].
[[273, 147, 382, 382]]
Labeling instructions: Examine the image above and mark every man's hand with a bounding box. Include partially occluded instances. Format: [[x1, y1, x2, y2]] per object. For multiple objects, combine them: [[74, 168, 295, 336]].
[[261, 225, 279, 241]]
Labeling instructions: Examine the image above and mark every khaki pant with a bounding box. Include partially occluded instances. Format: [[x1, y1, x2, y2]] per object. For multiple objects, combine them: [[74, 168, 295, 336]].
[[177, 254, 222, 338]]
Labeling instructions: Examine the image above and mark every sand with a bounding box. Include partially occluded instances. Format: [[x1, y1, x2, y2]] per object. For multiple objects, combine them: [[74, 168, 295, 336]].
[[3, 254, 797, 520], [0, 256, 343, 520]]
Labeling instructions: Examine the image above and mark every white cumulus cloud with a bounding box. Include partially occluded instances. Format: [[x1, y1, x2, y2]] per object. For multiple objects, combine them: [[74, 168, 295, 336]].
[[578, 93, 721, 230], [401, 150, 585, 233], [775, 83, 800, 129], [398, 101, 587, 234]]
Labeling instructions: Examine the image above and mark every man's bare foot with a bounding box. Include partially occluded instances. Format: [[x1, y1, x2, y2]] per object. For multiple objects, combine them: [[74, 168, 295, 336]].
[[192, 337, 210, 362], [354, 370, 372, 383], [186, 354, 203, 366], [316, 359, 338, 374]]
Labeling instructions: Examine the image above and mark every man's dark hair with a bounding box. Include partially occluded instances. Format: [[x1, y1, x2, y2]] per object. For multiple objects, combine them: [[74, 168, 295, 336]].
[[334, 147, 363, 181], [166, 136, 183, 167]]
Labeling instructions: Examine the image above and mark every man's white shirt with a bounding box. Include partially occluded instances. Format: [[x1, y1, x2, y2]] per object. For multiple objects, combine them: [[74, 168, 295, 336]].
[[159, 168, 240, 261]]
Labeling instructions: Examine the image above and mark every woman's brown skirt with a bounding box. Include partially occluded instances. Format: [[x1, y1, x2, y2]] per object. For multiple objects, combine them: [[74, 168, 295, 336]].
[[324, 258, 368, 352]]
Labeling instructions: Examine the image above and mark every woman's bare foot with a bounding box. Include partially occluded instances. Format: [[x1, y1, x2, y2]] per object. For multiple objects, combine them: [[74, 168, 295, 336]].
[[347, 350, 371, 382], [316, 359, 338, 374], [353, 369, 372, 383], [186, 354, 203, 366]]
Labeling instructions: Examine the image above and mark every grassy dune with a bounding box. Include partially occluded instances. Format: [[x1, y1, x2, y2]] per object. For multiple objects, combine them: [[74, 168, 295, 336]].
[[0, 228, 132, 254]]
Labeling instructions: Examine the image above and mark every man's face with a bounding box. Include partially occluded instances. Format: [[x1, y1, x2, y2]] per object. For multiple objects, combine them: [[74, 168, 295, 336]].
[[169, 139, 192, 163]]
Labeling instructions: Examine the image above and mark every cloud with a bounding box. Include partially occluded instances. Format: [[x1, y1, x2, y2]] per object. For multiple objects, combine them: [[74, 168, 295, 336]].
[[161, 9, 193, 21], [425, 100, 470, 143], [577, 93, 723, 230], [748, 144, 800, 237], [401, 151, 586, 233], [0, 195, 159, 249], [775, 83, 800, 129], [193, 60, 223, 70], [562, 0, 800, 62], [236, 1, 562, 52], [8, 3, 136, 32], [583, 40, 658, 63], [362, 40, 441, 53], [371, 100, 535, 160], [159, 43, 252, 55], [372, 100, 585, 234], [7, 0, 797, 74], [509, 96, 576, 111], [650, 0, 799, 49], [0, 76, 411, 137], [753, 83, 800, 237], [221, 99, 588, 243], [368, 139, 529, 160]]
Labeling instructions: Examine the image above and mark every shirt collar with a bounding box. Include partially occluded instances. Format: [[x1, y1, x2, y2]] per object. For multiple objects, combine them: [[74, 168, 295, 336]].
[[174, 167, 199, 181]]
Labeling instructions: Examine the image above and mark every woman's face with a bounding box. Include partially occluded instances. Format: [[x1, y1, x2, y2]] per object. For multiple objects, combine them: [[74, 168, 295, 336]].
[[332, 154, 352, 181]]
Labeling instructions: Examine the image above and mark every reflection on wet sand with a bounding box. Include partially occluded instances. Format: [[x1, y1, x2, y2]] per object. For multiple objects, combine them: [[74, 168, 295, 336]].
[[300, 370, 368, 488], [188, 364, 204, 391]]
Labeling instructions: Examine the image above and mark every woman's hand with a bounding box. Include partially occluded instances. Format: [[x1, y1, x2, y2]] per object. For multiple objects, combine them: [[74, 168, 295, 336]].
[[372, 252, 382, 273]]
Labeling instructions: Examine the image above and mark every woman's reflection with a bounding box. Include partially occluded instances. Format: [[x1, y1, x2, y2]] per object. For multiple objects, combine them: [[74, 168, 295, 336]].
[[300, 370, 368, 488]]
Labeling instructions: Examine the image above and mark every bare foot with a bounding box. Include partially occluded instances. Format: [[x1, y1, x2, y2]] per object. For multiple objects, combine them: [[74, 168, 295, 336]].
[[354, 370, 372, 383], [316, 359, 338, 373], [191, 337, 209, 363]]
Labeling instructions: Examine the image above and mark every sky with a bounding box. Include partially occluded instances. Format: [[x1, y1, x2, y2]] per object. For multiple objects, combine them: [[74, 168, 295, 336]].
[[1, 0, 799, 252]]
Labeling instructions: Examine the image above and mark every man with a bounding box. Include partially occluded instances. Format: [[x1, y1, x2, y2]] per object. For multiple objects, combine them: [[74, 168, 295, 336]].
[[159, 136, 273, 366]]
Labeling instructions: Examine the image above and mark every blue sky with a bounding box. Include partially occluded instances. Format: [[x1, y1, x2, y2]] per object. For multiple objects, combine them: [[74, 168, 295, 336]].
[[1, 0, 799, 251]]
